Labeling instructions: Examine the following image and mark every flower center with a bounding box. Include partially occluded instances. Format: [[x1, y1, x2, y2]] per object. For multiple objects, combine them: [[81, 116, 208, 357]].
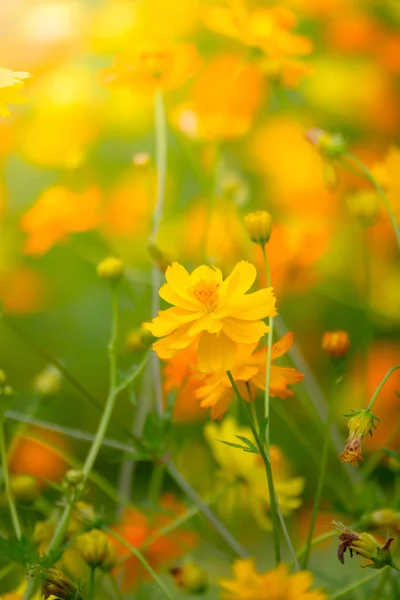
[[190, 280, 219, 312]]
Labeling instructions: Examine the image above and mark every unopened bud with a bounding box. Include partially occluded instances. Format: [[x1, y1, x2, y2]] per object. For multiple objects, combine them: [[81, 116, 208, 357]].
[[126, 326, 154, 352], [244, 211, 272, 246], [340, 409, 379, 468], [97, 256, 124, 284], [11, 474, 40, 503], [322, 330, 350, 358], [361, 508, 400, 531], [76, 529, 116, 571], [170, 562, 209, 595], [34, 365, 62, 396]]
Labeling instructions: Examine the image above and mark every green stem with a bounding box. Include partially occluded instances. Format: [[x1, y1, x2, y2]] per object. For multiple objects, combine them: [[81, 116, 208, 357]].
[[166, 458, 248, 558], [104, 526, 174, 599], [148, 462, 165, 505], [227, 371, 281, 564], [0, 418, 22, 539], [46, 288, 120, 558], [260, 245, 274, 449], [343, 152, 400, 249], [89, 567, 96, 600], [367, 365, 400, 411], [302, 372, 339, 569], [330, 568, 385, 599]]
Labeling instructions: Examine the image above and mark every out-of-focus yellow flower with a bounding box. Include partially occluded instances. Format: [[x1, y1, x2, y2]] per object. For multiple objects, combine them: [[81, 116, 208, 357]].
[[346, 190, 381, 226], [21, 185, 101, 256], [144, 261, 276, 372], [34, 365, 62, 396], [322, 330, 350, 358], [203, 3, 312, 88], [219, 559, 326, 600], [1, 581, 41, 600], [101, 38, 200, 94], [174, 55, 265, 140], [0, 69, 31, 117], [197, 333, 304, 419], [205, 418, 304, 529], [77, 529, 117, 571]]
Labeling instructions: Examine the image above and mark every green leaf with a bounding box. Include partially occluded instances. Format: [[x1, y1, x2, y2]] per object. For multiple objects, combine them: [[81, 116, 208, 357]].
[[234, 435, 259, 454], [218, 439, 249, 451], [0, 535, 40, 567]]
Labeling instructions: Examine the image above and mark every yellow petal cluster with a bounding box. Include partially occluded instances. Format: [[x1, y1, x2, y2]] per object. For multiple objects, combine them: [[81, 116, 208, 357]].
[[205, 418, 304, 529], [144, 261, 276, 372], [219, 559, 327, 600]]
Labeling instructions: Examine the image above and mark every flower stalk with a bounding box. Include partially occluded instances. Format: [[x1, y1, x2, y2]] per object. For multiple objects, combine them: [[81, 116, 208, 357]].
[[0, 418, 22, 539]]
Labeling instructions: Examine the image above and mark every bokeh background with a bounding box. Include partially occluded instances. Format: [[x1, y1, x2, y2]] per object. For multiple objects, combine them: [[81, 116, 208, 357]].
[[0, 0, 400, 598]]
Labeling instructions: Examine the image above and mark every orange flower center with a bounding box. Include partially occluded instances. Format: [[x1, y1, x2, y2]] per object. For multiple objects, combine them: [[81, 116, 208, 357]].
[[190, 280, 219, 312]]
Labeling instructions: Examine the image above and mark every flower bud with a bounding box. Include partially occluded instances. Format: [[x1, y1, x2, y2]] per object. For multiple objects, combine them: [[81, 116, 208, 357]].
[[97, 256, 124, 284], [170, 562, 209, 595], [305, 128, 347, 159], [76, 529, 116, 571], [361, 508, 400, 531], [322, 330, 350, 358], [126, 326, 154, 352], [10, 474, 40, 503], [244, 211, 272, 246], [42, 568, 78, 600], [34, 365, 62, 396]]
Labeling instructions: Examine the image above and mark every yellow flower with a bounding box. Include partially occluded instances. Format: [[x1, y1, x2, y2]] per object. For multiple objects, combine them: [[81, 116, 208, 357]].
[[219, 559, 327, 600], [144, 261, 276, 373], [203, 3, 313, 88], [101, 38, 200, 94], [0, 68, 31, 117], [197, 333, 304, 419], [205, 417, 304, 530]]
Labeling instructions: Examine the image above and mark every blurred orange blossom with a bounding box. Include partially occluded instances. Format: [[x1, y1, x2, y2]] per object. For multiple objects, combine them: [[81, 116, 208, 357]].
[[144, 261, 276, 373], [21, 185, 101, 256]]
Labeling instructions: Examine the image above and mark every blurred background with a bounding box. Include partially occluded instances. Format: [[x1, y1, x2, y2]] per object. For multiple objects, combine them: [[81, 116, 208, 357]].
[[0, 0, 400, 597]]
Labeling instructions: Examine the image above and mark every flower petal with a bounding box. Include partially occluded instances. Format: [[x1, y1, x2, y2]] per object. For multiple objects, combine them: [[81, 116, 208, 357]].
[[197, 331, 236, 372], [222, 317, 268, 344], [159, 282, 199, 310], [144, 307, 200, 337], [164, 262, 198, 307], [218, 287, 276, 320], [152, 324, 194, 359], [190, 264, 223, 285], [219, 261, 256, 302], [188, 314, 222, 337], [271, 332, 294, 359]]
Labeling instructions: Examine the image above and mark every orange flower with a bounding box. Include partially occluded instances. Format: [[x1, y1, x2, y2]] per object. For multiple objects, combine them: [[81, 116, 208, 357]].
[[101, 38, 200, 94], [144, 261, 276, 373], [197, 333, 304, 419], [8, 428, 68, 486], [21, 185, 101, 256], [163, 346, 206, 423], [111, 494, 197, 591], [0, 266, 45, 314]]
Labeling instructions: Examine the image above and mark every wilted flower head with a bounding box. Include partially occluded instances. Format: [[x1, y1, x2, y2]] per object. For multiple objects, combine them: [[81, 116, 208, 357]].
[[335, 522, 395, 569], [340, 409, 379, 467], [0, 68, 31, 117], [144, 261, 276, 372]]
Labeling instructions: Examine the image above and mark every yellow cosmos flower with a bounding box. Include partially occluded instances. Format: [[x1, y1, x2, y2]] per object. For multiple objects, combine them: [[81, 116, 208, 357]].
[[0, 68, 31, 117], [205, 418, 304, 530], [197, 333, 304, 419], [101, 38, 200, 94], [145, 261, 276, 373], [219, 559, 327, 600]]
